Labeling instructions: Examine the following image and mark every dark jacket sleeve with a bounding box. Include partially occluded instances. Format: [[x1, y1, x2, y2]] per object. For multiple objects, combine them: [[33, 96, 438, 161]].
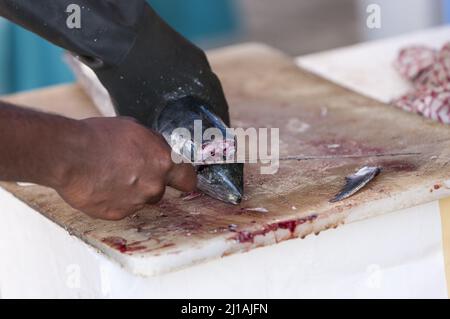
[[0, 0, 146, 67], [0, 0, 230, 128]]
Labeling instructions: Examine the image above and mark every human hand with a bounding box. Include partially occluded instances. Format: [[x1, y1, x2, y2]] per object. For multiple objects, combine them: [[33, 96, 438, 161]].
[[55, 117, 196, 220]]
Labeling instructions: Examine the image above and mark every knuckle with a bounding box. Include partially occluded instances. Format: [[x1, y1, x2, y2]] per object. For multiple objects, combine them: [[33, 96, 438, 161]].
[[158, 152, 175, 173]]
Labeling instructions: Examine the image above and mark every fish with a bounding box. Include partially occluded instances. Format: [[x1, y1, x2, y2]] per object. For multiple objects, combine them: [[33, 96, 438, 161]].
[[330, 166, 381, 203], [156, 96, 244, 205]]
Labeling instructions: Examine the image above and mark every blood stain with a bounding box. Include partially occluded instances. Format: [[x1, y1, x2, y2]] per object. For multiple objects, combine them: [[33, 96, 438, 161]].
[[102, 236, 147, 253], [379, 160, 417, 172], [233, 214, 318, 243]]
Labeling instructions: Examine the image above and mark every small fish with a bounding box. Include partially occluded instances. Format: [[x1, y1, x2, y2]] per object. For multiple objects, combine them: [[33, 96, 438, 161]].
[[330, 166, 381, 203]]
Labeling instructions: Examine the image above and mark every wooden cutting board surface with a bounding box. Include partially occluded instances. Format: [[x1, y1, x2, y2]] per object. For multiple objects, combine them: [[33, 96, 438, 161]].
[[2, 43, 450, 276]]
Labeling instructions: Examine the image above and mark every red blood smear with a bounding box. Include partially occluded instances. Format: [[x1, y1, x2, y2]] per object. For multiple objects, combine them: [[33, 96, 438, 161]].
[[102, 236, 147, 253], [278, 220, 298, 233], [237, 231, 254, 243], [124, 245, 147, 252], [379, 160, 417, 172], [235, 215, 318, 243]]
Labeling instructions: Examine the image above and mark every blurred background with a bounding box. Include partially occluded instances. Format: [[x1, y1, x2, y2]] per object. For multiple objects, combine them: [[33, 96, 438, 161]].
[[0, 0, 449, 94]]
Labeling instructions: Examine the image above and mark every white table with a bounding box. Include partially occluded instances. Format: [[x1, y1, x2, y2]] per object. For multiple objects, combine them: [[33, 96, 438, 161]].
[[1, 26, 449, 299]]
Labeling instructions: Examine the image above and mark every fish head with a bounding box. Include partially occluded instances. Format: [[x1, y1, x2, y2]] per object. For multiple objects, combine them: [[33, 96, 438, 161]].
[[155, 96, 244, 205]]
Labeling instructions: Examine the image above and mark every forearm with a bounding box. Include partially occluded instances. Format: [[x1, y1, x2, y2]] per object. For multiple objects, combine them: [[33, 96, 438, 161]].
[[0, 101, 197, 220], [0, 101, 84, 187]]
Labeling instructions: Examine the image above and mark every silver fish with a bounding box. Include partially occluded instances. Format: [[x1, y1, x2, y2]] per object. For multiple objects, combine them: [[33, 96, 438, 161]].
[[156, 96, 244, 205], [330, 166, 381, 203]]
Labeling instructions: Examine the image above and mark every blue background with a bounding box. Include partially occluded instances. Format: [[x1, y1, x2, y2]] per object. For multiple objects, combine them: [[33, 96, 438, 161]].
[[445, 0, 450, 21]]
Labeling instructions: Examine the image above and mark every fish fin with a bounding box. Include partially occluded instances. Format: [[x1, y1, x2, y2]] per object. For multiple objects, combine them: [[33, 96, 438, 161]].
[[330, 166, 381, 203]]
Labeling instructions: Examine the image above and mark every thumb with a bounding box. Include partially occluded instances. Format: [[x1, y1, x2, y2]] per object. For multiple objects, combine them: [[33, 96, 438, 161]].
[[166, 163, 197, 192]]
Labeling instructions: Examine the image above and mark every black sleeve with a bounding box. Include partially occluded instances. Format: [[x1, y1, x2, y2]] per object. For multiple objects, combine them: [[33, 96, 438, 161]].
[[0, 0, 146, 66], [0, 0, 230, 128]]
